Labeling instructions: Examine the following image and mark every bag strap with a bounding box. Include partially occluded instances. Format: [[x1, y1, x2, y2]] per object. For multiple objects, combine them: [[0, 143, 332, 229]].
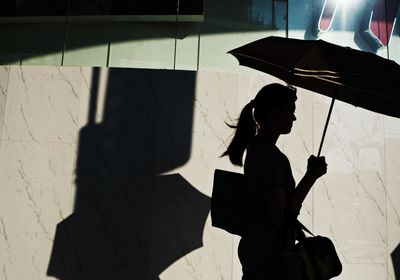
[[296, 219, 314, 237], [287, 209, 315, 240]]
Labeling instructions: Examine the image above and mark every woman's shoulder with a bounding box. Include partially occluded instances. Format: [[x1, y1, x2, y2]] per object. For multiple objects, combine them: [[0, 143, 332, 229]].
[[247, 140, 282, 160], [245, 144, 283, 174]]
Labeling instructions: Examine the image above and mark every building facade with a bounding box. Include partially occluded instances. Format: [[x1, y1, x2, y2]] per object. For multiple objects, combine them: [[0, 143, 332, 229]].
[[0, 1, 400, 279]]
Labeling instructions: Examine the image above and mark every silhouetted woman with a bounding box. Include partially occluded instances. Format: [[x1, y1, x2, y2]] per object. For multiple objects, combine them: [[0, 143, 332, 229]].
[[222, 83, 327, 279]]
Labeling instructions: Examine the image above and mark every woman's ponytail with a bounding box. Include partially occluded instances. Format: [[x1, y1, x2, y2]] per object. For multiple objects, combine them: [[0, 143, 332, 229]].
[[221, 101, 257, 166]]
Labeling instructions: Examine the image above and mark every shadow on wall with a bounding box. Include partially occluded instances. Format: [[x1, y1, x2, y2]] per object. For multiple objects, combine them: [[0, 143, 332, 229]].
[[47, 68, 211, 279], [393, 243, 400, 280]]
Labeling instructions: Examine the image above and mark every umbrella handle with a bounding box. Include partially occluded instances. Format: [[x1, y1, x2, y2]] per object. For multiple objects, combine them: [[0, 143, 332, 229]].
[[317, 93, 337, 157]]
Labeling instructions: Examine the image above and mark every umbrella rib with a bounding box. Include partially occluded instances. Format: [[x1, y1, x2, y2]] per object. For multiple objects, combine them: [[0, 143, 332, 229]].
[[296, 74, 392, 97], [296, 73, 345, 80], [294, 68, 347, 75], [294, 68, 358, 78], [231, 53, 358, 79], [296, 74, 353, 87], [295, 73, 349, 80]]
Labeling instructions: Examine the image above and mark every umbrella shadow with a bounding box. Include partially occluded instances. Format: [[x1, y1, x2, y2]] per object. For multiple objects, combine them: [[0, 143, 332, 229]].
[[47, 67, 210, 279]]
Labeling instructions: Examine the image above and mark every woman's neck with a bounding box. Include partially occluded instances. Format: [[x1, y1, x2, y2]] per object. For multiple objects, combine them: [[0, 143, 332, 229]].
[[256, 129, 279, 145]]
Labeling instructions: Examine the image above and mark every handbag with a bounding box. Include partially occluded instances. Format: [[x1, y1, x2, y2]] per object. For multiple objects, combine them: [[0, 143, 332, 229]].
[[287, 218, 343, 280], [210, 169, 246, 236], [211, 168, 342, 279]]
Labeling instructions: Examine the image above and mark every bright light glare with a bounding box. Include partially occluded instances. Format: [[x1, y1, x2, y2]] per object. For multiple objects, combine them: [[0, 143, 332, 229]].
[[340, 0, 363, 8], [340, 0, 363, 29]]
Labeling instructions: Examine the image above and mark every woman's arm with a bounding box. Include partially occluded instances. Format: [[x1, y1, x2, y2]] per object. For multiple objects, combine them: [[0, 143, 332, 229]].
[[262, 156, 327, 226], [288, 155, 327, 216]]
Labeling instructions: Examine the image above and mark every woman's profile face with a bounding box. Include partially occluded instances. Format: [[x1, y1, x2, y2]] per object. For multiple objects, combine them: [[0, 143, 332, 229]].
[[280, 102, 296, 134], [266, 102, 296, 135]]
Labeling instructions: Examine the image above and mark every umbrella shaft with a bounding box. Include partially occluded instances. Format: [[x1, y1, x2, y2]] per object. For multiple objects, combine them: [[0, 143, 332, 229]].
[[317, 94, 336, 157]]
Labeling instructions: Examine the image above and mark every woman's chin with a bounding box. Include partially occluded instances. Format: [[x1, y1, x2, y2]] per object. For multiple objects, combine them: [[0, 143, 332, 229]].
[[281, 127, 292, 134]]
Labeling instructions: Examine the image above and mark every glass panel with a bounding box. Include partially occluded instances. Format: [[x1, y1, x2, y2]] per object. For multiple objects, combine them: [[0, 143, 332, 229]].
[[0, 23, 65, 65], [108, 23, 175, 69], [199, 0, 288, 72], [175, 22, 201, 71], [63, 23, 110, 66]]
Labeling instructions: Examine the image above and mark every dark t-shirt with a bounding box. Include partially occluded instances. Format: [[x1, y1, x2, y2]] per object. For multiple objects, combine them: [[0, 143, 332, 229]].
[[239, 137, 296, 263]]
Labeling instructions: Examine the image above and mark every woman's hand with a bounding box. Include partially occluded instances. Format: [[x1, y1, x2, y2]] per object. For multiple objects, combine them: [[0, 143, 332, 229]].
[[306, 155, 327, 180]]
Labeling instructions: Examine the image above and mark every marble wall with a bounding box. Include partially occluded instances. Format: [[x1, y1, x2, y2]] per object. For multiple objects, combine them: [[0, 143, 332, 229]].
[[0, 66, 10, 141], [0, 65, 399, 279]]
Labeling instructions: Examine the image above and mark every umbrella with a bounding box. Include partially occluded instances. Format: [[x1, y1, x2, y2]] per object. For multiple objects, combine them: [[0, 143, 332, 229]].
[[228, 36, 400, 155]]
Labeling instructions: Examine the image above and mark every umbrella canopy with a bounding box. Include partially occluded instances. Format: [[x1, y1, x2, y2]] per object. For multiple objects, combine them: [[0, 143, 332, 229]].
[[229, 36, 400, 155], [228, 36, 400, 119], [47, 174, 210, 279]]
